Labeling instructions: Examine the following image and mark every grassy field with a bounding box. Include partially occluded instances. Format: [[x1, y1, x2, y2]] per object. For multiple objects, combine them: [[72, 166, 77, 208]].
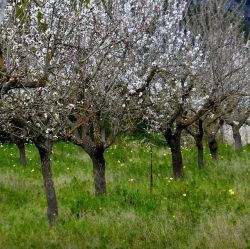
[[0, 137, 249, 249]]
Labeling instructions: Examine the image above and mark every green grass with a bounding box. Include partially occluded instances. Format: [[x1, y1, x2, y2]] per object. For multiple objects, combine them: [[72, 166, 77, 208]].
[[0, 139, 249, 249]]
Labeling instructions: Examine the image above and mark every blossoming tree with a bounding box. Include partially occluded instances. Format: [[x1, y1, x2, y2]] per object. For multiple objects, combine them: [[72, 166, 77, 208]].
[[0, 0, 81, 225], [65, 0, 198, 192], [131, 0, 249, 177]]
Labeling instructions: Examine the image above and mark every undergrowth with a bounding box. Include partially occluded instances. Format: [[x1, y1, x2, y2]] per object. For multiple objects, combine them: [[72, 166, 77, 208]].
[[0, 139, 249, 249]]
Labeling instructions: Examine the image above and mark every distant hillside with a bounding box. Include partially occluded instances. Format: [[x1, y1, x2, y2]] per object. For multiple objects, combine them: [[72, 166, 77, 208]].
[[234, 0, 250, 20], [194, 0, 250, 20]]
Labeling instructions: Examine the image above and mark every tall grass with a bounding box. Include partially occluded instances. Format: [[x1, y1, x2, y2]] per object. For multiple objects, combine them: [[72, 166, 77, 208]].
[[0, 140, 249, 249]]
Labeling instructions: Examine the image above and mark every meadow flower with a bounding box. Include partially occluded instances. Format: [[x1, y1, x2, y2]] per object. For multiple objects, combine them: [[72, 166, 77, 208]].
[[166, 177, 174, 183], [228, 189, 235, 195], [182, 193, 187, 197], [128, 178, 134, 182], [31, 169, 35, 172]]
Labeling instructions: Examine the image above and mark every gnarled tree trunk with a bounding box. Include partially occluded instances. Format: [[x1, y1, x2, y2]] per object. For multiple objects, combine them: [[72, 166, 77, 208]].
[[69, 125, 107, 195], [90, 147, 106, 195], [232, 126, 243, 151], [164, 129, 183, 178], [34, 137, 58, 226]]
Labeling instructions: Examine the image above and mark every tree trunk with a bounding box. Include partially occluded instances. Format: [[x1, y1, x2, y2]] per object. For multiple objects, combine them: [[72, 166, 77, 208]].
[[232, 126, 243, 151], [10, 135, 27, 166], [195, 137, 204, 168], [195, 120, 204, 168], [90, 147, 106, 195], [164, 129, 184, 178], [34, 138, 58, 226], [17, 140, 26, 166], [208, 134, 218, 160]]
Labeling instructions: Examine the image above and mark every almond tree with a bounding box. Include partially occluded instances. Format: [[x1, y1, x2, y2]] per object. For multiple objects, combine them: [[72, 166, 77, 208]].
[[64, 0, 197, 192], [126, 2, 209, 178], [133, 0, 250, 178], [189, 0, 250, 156], [185, 0, 249, 170], [0, 0, 80, 225]]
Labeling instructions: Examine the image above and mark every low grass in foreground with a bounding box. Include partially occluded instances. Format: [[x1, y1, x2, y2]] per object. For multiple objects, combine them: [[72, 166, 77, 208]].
[[0, 138, 249, 249]]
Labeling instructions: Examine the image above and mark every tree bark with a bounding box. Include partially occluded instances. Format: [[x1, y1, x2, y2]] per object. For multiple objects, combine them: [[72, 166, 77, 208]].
[[195, 137, 204, 168], [164, 129, 184, 178], [10, 136, 26, 166], [208, 134, 218, 160], [195, 120, 204, 168], [34, 137, 58, 226], [232, 126, 243, 151], [90, 147, 106, 195], [17, 140, 26, 166], [69, 133, 107, 195]]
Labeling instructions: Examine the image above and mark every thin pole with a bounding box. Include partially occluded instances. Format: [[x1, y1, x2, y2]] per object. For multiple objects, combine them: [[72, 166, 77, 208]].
[[150, 144, 153, 193]]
